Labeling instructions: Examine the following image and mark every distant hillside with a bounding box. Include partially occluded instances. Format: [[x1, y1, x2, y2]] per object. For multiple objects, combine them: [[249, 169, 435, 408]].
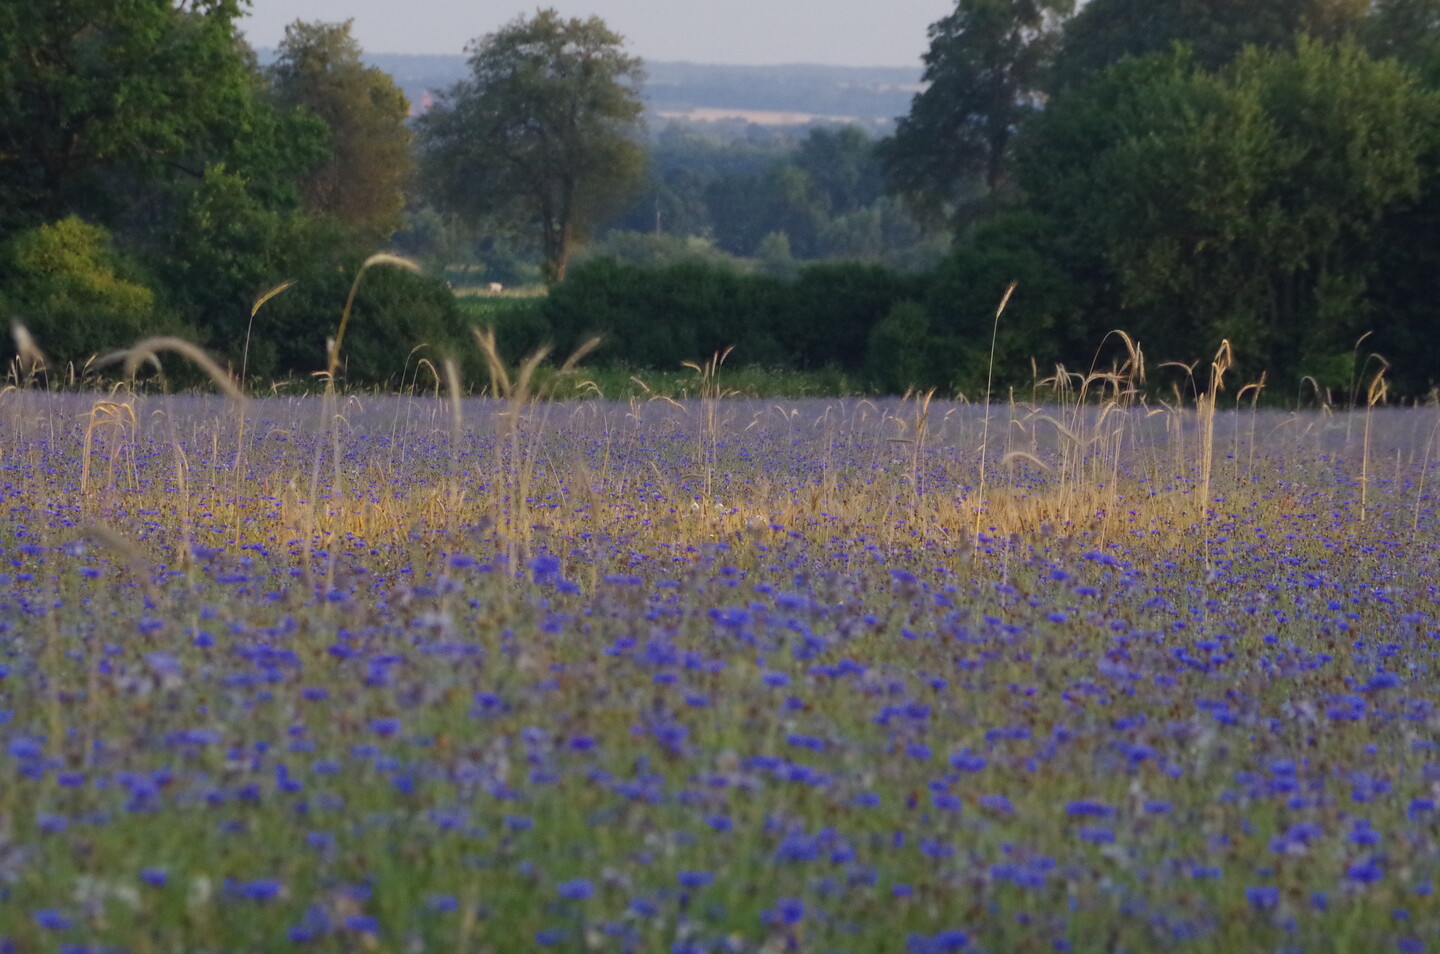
[[356, 53, 922, 127]]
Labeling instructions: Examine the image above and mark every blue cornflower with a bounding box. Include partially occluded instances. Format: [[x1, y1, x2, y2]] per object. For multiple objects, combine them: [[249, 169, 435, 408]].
[[240, 878, 283, 901], [628, 897, 659, 917], [950, 752, 987, 772], [345, 915, 379, 932], [8, 736, 43, 760], [427, 894, 458, 912], [980, 794, 1013, 813], [677, 870, 713, 889], [530, 554, 562, 582], [1347, 859, 1385, 884], [1245, 886, 1279, 911], [558, 878, 594, 900], [771, 897, 805, 925], [140, 867, 168, 887], [1065, 800, 1114, 818], [33, 909, 71, 930]]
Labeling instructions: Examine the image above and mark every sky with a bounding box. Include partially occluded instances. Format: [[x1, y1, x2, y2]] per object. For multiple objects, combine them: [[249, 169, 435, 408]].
[[237, 0, 955, 67]]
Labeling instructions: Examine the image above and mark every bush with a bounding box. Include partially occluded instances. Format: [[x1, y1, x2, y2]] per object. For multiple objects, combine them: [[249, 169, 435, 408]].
[[0, 216, 164, 369], [251, 260, 477, 386], [866, 301, 934, 393], [925, 211, 1091, 392], [780, 263, 921, 371], [456, 296, 552, 365], [544, 258, 789, 370]]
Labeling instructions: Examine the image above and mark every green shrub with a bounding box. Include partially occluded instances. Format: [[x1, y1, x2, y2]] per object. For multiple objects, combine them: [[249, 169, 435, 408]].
[[866, 301, 934, 393], [545, 258, 789, 370], [0, 216, 163, 368], [925, 211, 1089, 392], [251, 260, 477, 386], [456, 296, 552, 364], [781, 263, 920, 371]]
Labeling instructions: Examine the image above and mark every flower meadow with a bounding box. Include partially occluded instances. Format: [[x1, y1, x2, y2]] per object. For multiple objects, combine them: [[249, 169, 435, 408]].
[[1, 381, 1439, 953]]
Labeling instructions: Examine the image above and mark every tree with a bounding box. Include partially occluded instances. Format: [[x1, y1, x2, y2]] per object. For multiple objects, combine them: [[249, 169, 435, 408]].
[[0, 216, 159, 365], [794, 126, 884, 216], [1048, 0, 1369, 90], [268, 20, 414, 243], [416, 9, 646, 282], [1018, 39, 1438, 383], [0, 0, 304, 235], [879, 0, 1074, 225], [1363, 0, 1440, 80]]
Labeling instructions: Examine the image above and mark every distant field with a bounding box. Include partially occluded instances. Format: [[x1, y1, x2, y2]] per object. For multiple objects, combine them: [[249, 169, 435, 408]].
[[655, 107, 865, 126], [2, 378, 1439, 951]]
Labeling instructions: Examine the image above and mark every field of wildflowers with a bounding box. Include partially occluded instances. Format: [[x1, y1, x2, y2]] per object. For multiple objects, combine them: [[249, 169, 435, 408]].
[[1, 367, 1438, 953]]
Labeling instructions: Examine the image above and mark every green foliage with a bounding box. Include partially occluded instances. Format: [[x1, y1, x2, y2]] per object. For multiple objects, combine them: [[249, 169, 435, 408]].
[[573, 231, 749, 271], [455, 296, 553, 365], [926, 211, 1089, 392], [1048, 0, 1369, 91], [416, 9, 646, 282], [253, 259, 476, 385], [880, 0, 1074, 224], [1368, 135, 1440, 395], [866, 301, 935, 393], [544, 258, 923, 375], [159, 165, 342, 362], [782, 264, 921, 369], [794, 126, 886, 216], [1363, 0, 1440, 80], [1019, 39, 1439, 384], [0, 217, 161, 366], [0, 0, 317, 236], [268, 20, 415, 243], [544, 258, 787, 369]]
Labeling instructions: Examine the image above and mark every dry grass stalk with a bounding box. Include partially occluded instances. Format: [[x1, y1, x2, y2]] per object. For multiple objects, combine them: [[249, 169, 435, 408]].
[[974, 283, 1017, 553], [91, 337, 243, 399], [1361, 363, 1390, 523]]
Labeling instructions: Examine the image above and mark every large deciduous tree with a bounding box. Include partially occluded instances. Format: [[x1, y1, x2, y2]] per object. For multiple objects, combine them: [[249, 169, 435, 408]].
[[1019, 39, 1438, 383], [0, 0, 303, 235], [1047, 0, 1369, 90], [268, 20, 414, 243], [416, 9, 646, 282], [879, 0, 1073, 226]]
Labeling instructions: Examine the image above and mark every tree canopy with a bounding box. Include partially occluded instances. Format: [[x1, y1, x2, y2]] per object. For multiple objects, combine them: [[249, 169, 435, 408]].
[[1047, 0, 1369, 90], [0, 0, 287, 234], [880, 0, 1073, 225], [1019, 38, 1438, 382], [268, 19, 414, 243], [416, 9, 646, 282]]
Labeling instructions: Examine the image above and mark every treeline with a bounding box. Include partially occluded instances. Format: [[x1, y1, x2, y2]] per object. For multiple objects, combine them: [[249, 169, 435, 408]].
[[593, 124, 945, 272], [871, 0, 1440, 398], [0, 6, 474, 386], [499, 237, 1081, 397], [8, 1, 1440, 398], [552, 0, 1440, 398]]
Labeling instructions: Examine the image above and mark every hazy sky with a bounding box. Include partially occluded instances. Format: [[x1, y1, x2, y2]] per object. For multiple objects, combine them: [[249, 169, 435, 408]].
[[238, 0, 954, 67]]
